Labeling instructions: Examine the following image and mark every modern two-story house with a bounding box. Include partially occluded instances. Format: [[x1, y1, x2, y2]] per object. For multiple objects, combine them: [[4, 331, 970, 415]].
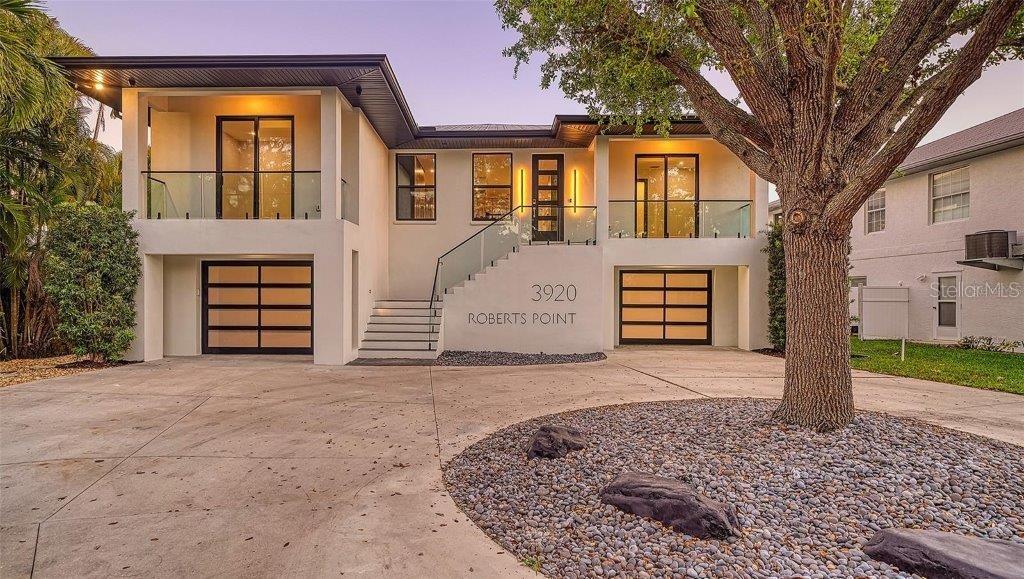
[[56, 54, 771, 364], [771, 108, 1024, 345]]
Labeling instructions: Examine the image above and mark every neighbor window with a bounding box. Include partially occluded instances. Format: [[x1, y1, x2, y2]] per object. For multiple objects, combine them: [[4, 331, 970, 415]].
[[865, 189, 885, 233], [472, 153, 512, 220], [930, 167, 969, 223], [396, 154, 436, 221]]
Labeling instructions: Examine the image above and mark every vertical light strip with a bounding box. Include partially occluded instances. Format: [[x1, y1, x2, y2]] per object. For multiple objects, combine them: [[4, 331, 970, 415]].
[[519, 167, 525, 210], [573, 169, 578, 212]]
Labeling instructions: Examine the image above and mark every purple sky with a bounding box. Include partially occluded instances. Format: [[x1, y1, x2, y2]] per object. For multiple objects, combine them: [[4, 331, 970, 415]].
[[48, 0, 1024, 152]]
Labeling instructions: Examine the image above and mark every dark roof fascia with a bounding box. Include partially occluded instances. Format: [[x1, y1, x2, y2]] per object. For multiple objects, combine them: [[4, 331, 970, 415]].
[[51, 54, 421, 139], [894, 134, 1024, 177]]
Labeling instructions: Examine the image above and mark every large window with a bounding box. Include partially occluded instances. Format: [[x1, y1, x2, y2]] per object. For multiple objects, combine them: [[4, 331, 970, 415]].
[[472, 153, 512, 220], [931, 167, 969, 223], [865, 189, 885, 233], [396, 154, 436, 221]]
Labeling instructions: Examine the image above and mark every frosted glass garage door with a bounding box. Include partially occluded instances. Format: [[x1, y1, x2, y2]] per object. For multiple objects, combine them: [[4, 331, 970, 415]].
[[619, 270, 712, 344], [202, 260, 313, 354]]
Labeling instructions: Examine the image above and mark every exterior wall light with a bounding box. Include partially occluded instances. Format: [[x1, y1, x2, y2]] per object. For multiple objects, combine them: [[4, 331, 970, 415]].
[[519, 167, 525, 211], [572, 169, 578, 212]]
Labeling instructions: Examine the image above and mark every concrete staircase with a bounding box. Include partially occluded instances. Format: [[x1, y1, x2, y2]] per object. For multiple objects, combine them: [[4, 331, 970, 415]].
[[356, 300, 441, 359]]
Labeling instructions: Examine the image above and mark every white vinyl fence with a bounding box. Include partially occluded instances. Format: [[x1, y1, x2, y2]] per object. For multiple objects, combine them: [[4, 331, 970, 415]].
[[858, 286, 910, 340]]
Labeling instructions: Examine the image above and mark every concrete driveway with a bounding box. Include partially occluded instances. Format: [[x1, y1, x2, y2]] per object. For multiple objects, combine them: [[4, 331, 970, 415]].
[[2, 348, 1021, 577]]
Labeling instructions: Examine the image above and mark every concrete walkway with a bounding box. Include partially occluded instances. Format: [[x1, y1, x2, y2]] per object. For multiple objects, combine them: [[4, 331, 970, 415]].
[[1, 348, 1020, 577]]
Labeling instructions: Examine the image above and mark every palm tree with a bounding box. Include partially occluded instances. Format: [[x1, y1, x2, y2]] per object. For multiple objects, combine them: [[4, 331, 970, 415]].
[[1, 1, 109, 358]]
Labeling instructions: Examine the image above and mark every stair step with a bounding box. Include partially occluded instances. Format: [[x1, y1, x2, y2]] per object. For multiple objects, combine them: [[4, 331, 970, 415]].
[[361, 339, 437, 349], [357, 348, 439, 359], [375, 300, 438, 308], [364, 331, 439, 340], [372, 307, 442, 316], [366, 322, 438, 331], [368, 315, 441, 324]]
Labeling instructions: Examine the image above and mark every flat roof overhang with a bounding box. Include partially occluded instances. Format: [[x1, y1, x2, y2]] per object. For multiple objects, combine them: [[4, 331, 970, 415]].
[[51, 55, 710, 149], [51, 54, 419, 147]]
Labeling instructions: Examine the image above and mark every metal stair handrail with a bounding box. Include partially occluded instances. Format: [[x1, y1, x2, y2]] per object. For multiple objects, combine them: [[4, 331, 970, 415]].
[[426, 204, 528, 319]]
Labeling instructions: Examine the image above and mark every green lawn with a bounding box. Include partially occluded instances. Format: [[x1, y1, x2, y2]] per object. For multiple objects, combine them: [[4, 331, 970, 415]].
[[850, 338, 1024, 395]]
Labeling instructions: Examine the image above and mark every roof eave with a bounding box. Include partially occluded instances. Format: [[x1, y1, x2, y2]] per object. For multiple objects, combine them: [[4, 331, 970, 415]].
[[895, 134, 1024, 177]]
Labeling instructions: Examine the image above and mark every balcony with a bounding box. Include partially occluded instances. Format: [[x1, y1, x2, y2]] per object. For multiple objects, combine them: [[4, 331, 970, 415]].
[[143, 171, 322, 220], [608, 200, 751, 239]]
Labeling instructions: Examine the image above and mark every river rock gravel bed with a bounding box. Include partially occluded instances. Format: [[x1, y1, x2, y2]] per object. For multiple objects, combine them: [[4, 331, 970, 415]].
[[443, 398, 1024, 578], [435, 350, 607, 366]]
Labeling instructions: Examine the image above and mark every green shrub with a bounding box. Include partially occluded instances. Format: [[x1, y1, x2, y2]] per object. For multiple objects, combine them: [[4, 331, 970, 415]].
[[957, 335, 1023, 353], [761, 221, 786, 351], [44, 204, 141, 361]]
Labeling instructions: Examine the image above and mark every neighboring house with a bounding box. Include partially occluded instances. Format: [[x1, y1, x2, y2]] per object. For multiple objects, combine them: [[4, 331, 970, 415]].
[[57, 54, 771, 364], [771, 109, 1024, 345]]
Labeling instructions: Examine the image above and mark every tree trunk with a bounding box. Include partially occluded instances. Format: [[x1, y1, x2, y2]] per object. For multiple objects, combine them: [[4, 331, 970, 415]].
[[773, 225, 855, 431]]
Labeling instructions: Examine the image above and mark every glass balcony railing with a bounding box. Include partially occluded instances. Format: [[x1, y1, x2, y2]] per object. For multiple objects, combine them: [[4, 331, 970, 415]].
[[608, 199, 751, 238], [429, 205, 597, 305], [143, 171, 322, 220]]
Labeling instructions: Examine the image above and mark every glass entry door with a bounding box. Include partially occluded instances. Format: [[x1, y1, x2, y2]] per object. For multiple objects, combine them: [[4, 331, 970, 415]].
[[635, 154, 698, 237], [532, 154, 563, 242], [217, 116, 294, 219]]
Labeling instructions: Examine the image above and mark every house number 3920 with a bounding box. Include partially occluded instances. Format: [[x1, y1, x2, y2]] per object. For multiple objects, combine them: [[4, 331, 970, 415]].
[[531, 284, 577, 302]]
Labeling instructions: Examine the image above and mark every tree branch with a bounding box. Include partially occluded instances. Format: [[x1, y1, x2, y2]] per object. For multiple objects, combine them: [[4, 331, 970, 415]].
[[826, 0, 1024, 223]]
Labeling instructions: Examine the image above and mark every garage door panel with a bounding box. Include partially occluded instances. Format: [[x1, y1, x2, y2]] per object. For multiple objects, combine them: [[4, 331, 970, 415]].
[[622, 273, 663, 287], [207, 266, 258, 284], [665, 291, 707, 305], [621, 307, 664, 322], [665, 325, 708, 340], [620, 269, 711, 345], [622, 290, 664, 304], [621, 324, 664, 339], [207, 309, 259, 326], [260, 287, 311, 305], [665, 308, 707, 323], [260, 309, 312, 327], [666, 273, 707, 288], [260, 330, 311, 348], [203, 261, 313, 354], [208, 287, 258, 305], [261, 266, 312, 284], [208, 330, 259, 348]]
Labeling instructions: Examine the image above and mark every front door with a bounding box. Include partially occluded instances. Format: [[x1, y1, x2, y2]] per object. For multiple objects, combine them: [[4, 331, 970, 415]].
[[934, 273, 961, 341], [532, 154, 563, 242]]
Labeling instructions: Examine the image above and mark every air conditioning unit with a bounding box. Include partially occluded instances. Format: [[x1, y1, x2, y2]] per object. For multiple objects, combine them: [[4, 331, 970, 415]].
[[959, 230, 1023, 271]]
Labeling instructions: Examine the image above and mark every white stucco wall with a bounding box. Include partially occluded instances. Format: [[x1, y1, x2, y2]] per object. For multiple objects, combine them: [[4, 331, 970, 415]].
[[149, 94, 322, 172], [849, 146, 1024, 343], [442, 246, 604, 354], [608, 138, 757, 202], [123, 88, 368, 365], [387, 148, 596, 299]]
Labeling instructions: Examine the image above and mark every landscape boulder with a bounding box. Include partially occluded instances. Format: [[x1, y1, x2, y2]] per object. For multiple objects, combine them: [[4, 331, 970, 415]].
[[526, 425, 587, 459], [599, 472, 740, 539], [864, 528, 1024, 579]]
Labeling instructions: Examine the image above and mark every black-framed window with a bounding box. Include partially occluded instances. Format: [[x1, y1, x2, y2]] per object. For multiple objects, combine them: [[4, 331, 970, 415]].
[[472, 153, 512, 221], [216, 116, 295, 220], [634, 154, 699, 238], [396, 154, 436, 221]]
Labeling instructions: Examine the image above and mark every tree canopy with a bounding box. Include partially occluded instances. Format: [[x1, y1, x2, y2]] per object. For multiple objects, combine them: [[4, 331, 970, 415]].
[[498, 0, 1023, 226]]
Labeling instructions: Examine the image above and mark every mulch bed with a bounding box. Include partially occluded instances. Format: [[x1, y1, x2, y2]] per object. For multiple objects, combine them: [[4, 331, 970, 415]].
[[436, 351, 607, 366], [0, 355, 133, 388]]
